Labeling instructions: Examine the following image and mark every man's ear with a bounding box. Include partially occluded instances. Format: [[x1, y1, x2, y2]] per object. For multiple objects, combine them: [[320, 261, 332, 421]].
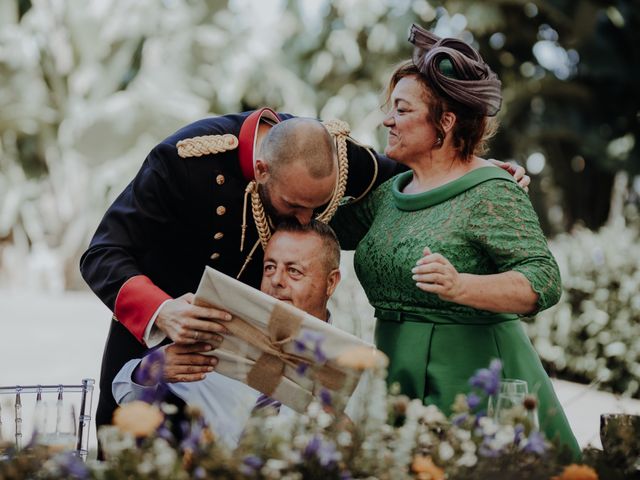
[[326, 269, 341, 297], [254, 159, 270, 183], [441, 111, 457, 134]]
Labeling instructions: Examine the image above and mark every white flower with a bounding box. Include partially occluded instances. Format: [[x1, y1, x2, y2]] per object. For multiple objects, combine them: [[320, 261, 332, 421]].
[[418, 432, 433, 447], [422, 404, 447, 423], [492, 425, 516, 450], [478, 416, 499, 436], [456, 452, 478, 467], [454, 428, 471, 441], [317, 411, 333, 428], [137, 459, 154, 475], [438, 441, 455, 461], [337, 431, 352, 446], [461, 440, 476, 453], [153, 438, 177, 477], [97, 425, 135, 458], [306, 401, 321, 418]]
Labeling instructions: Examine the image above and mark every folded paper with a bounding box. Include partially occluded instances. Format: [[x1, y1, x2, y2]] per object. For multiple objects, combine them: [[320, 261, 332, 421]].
[[194, 267, 375, 413]]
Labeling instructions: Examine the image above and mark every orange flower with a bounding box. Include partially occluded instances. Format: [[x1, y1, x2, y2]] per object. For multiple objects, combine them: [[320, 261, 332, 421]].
[[552, 464, 598, 480], [112, 401, 164, 437], [411, 454, 445, 480], [336, 346, 389, 370]]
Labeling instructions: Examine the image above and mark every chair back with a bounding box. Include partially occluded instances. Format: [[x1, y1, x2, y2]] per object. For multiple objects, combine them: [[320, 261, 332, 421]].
[[0, 379, 94, 461]]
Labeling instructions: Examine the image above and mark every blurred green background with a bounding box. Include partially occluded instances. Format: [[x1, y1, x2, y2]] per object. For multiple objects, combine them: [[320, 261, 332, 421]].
[[1, 0, 639, 397]]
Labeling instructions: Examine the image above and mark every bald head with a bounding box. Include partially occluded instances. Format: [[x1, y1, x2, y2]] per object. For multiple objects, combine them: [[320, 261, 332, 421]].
[[258, 118, 336, 180]]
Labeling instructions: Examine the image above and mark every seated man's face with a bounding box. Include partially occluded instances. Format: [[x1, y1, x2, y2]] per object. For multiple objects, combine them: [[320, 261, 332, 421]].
[[260, 230, 340, 321]]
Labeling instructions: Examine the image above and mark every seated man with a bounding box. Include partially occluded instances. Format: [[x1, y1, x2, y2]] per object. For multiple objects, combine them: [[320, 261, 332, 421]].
[[113, 219, 342, 448]]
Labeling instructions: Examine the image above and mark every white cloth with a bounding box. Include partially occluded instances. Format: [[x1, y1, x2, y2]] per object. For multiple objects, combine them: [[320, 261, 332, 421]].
[[113, 359, 296, 449]]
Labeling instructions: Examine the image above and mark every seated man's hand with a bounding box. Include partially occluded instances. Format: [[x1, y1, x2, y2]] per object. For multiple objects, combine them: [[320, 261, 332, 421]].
[[489, 159, 531, 192], [135, 342, 220, 385], [156, 292, 233, 344], [162, 342, 220, 383]]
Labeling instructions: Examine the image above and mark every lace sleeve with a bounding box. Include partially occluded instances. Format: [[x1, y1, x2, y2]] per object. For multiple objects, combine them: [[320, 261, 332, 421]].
[[468, 180, 561, 312], [330, 183, 382, 250]]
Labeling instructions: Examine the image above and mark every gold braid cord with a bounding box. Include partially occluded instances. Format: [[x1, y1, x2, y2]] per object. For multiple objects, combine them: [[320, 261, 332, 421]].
[[238, 119, 350, 279], [176, 134, 239, 158], [248, 180, 272, 250], [316, 119, 350, 224]]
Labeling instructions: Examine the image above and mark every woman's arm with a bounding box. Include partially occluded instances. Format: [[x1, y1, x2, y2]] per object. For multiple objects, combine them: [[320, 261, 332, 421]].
[[413, 180, 561, 314], [412, 247, 539, 314]]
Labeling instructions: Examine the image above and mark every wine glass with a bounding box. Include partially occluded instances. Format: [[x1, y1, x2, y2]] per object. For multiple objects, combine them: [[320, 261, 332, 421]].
[[32, 399, 77, 453], [487, 379, 528, 423]]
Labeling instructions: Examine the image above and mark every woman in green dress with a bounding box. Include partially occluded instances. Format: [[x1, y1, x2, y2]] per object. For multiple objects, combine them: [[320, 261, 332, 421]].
[[331, 24, 579, 456]]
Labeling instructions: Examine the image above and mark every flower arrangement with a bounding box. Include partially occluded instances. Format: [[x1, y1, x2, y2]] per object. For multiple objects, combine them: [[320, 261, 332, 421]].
[[0, 353, 637, 479], [526, 221, 640, 398]]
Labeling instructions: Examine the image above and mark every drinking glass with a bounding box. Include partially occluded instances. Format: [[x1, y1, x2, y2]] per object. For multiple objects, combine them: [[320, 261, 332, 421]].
[[32, 400, 77, 452], [487, 379, 528, 423]]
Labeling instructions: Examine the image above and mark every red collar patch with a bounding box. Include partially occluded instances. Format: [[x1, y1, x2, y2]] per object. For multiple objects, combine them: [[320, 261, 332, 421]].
[[238, 108, 281, 181]]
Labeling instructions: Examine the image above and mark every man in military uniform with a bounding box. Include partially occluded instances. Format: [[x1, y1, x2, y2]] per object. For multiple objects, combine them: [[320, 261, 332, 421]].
[[80, 108, 526, 439]]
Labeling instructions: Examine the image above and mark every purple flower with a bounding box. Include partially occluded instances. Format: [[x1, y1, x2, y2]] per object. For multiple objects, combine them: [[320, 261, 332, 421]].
[[467, 392, 481, 410], [194, 466, 206, 479], [514, 424, 525, 446], [522, 430, 547, 455], [469, 359, 502, 396], [301, 330, 324, 344], [452, 413, 468, 426], [134, 348, 167, 403], [340, 470, 353, 480], [314, 342, 327, 363], [319, 388, 332, 407], [180, 416, 207, 452], [303, 436, 340, 467], [240, 455, 263, 476], [53, 452, 90, 479], [478, 439, 501, 458], [156, 424, 174, 443], [317, 439, 340, 467], [303, 435, 322, 458], [296, 363, 309, 376], [293, 339, 307, 353]]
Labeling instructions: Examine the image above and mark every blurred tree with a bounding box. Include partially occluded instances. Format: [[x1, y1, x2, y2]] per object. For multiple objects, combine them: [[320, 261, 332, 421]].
[[455, 0, 639, 231], [1, 0, 638, 290]]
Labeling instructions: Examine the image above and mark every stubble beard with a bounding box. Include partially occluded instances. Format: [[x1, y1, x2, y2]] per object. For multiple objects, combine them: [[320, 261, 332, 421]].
[[258, 182, 288, 224]]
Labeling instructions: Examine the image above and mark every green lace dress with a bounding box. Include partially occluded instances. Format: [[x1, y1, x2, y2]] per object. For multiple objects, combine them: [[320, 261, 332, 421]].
[[332, 166, 579, 456]]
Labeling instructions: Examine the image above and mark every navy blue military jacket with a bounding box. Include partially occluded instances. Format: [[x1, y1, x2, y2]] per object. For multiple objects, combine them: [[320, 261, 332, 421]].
[[81, 111, 401, 325], [80, 111, 403, 429]]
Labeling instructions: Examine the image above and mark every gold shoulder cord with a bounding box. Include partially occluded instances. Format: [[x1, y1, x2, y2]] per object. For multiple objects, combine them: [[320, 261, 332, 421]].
[[237, 120, 350, 280], [176, 134, 238, 158]]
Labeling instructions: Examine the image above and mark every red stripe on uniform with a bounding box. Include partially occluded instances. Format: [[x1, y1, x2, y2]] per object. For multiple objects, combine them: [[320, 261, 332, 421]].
[[114, 275, 172, 345]]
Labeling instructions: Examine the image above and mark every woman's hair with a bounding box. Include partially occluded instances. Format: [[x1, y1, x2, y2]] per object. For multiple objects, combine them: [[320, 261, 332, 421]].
[[385, 61, 498, 161]]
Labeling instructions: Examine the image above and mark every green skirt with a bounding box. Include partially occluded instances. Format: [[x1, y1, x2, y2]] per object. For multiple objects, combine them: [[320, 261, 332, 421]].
[[374, 309, 580, 458]]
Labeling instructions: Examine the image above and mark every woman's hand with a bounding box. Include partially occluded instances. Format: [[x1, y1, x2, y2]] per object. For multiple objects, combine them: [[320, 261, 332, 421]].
[[412, 247, 465, 302]]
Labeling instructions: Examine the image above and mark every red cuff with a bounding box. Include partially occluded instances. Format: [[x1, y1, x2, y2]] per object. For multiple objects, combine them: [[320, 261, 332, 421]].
[[114, 275, 172, 345]]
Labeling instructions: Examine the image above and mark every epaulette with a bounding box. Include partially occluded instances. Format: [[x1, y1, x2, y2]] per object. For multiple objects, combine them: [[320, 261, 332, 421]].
[[176, 134, 239, 158]]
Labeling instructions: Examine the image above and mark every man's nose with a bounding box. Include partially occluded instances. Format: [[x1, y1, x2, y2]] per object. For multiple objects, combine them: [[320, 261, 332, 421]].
[[295, 209, 314, 225], [271, 266, 286, 288]]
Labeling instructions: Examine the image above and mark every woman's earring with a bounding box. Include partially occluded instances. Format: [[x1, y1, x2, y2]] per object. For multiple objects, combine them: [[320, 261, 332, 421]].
[[435, 136, 443, 147]]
